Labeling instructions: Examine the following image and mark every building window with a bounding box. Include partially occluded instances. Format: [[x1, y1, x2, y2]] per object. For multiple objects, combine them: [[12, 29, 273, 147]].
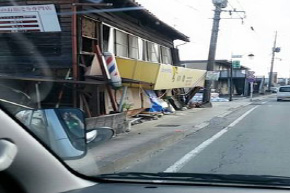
[[81, 17, 98, 53], [161, 46, 172, 64], [138, 38, 143, 60], [103, 25, 110, 52], [147, 42, 159, 63], [129, 35, 139, 59], [113, 28, 167, 64], [115, 30, 128, 57], [141, 40, 148, 61], [80, 17, 99, 71], [103, 25, 115, 53]]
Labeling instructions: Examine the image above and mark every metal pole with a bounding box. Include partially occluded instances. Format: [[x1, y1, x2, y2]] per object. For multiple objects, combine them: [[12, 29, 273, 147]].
[[227, 68, 230, 98], [72, 1, 79, 108], [250, 82, 253, 101], [202, 4, 223, 104], [35, 83, 41, 109], [244, 75, 248, 96], [268, 31, 278, 91], [118, 86, 128, 112], [229, 61, 233, 101]]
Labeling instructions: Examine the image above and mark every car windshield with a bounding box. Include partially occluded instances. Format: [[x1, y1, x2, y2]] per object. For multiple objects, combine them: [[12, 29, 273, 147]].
[[1, 0, 290, 186]]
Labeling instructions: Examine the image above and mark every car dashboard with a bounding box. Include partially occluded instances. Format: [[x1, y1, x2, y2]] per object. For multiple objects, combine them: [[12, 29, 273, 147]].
[[64, 182, 290, 193]]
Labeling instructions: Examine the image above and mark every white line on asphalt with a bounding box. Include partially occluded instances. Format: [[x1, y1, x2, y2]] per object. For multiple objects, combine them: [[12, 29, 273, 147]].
[[194, 122, 209, 130], [216, 111, 231, 118], [163, 105, 259, 173]]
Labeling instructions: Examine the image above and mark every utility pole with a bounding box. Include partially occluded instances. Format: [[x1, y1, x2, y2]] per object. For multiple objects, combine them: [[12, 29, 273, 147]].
[[268, 31, 278, 91], [202, 0, 246, 105], [202, 0, 226, 105]]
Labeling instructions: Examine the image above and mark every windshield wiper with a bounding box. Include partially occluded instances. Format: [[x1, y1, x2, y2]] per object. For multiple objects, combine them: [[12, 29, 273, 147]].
[[96, 172, 290, 186]]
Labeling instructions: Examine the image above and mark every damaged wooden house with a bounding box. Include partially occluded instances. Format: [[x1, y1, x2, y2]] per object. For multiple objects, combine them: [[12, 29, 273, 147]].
[[0, 0, 206, 132]]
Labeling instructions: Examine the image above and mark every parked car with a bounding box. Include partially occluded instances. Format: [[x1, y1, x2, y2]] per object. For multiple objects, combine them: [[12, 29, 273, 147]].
[[271, 87, 278, 93], [277, 86, 290, 101], [15, 108, 114, 159]]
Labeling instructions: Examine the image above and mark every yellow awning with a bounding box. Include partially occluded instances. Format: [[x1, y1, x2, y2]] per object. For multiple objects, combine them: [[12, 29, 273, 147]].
[[116, 57, 206, 90]]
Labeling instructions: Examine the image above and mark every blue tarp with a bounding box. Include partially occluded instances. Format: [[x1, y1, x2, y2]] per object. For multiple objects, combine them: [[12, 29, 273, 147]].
[[145, 90, 164, 112]]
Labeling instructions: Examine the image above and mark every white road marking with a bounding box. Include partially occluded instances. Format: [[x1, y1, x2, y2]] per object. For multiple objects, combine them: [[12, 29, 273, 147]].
[[164, 106, 259, 173], [217, 111, 231, 118], [194, 122, 209, 130]]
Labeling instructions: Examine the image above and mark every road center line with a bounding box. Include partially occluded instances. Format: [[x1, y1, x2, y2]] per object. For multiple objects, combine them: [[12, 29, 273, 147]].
[[164, 105, 259, 173]]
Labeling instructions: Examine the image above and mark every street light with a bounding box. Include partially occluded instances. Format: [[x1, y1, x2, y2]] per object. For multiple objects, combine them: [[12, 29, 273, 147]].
[[247, 54, 255, 101], [202, 0, 228, 106], [248, 53, 255, 59]]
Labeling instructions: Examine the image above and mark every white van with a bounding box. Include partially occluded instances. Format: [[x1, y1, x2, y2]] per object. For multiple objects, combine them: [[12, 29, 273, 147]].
[[277, 86, 290, 101]]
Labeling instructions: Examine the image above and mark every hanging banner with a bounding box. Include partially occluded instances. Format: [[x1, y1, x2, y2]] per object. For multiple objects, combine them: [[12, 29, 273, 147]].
[[0, 4, 61, 33]]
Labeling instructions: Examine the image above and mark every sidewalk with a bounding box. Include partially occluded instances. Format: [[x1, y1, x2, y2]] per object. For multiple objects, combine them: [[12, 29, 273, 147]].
[[220, 93, 267, 101], [67, 94, 273, 175]]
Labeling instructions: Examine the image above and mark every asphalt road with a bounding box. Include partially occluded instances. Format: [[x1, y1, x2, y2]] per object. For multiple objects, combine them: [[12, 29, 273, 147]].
[[122, 97, 290, 177]]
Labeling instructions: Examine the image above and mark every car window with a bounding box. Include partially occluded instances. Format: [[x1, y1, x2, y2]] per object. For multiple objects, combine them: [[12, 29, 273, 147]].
[[57, 109, 85, 137], [30, 110, 49, 145], [279, 87, 290, 92], [2, 0, 290, 187], [15, 110, 33, 126], [16, 110, 50, 146]]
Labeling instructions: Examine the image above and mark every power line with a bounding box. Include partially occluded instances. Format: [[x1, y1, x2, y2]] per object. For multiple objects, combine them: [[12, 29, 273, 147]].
[[174, 0, 199, 11], [234, 0, 245, 11], [232, 0, 257, 31], [228, 0, 256, 33], [227, 1, 245, 23], [171, 0, 214, 23]]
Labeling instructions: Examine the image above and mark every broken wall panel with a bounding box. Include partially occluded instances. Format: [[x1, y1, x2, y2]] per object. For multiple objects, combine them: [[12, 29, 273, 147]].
[[82, 17, 96, 38], [105, 87, 151, 114]]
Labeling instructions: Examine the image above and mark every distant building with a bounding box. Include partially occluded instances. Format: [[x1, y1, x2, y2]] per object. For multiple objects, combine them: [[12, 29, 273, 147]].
[[268, 72, 278, 85], [180, 60, 250, 96], [277, 78, 287, 86]]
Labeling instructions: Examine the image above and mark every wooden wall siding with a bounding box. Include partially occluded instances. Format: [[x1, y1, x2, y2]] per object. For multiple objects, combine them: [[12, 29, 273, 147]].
[[0, 0, 73, 74]]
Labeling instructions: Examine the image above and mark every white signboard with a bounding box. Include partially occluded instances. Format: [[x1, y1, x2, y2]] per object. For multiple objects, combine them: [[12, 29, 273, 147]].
[[232, 54, 243, 58], [0, 4, 61, 33], [206, 71, 220, 81]]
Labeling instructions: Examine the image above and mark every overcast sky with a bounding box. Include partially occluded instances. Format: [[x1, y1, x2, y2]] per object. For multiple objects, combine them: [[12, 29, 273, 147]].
[[137, 0, 290, 78]]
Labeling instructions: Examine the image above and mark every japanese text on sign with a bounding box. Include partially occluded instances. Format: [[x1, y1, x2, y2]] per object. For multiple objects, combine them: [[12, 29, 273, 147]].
[[0, 5, 53, 12], [0, 4, 61, 33]]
